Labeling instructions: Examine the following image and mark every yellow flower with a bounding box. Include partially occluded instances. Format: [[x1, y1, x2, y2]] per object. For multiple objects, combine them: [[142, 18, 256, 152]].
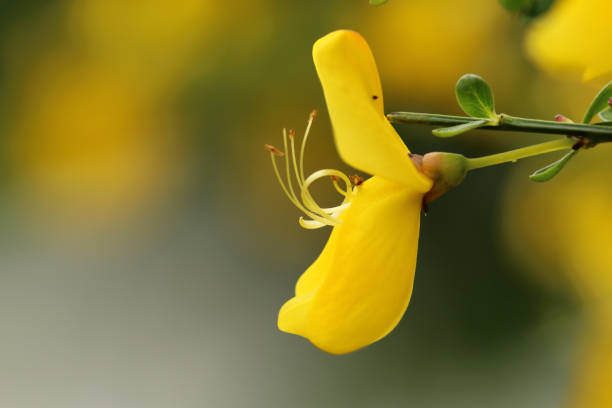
[[267, 30, 432, 354], [526, 0, 612, 80]]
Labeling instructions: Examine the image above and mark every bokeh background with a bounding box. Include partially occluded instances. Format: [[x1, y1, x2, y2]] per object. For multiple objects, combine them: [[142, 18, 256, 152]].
[[0, 0, 609, 407]]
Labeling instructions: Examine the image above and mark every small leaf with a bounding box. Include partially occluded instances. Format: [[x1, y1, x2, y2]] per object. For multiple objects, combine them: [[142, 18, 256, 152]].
[[455, 74, 497, 120], [529, 149, 577, 182], [369, 0, 388, 5], [582, 81, 612, 123], [599, 107, 612, 121], [432, 119, 489, 138], [498, 0, 555, 19]]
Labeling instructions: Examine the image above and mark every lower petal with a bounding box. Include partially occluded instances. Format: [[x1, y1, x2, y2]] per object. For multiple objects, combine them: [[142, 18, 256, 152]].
[[278, 215, 340, 336], [278, 176, 425, 354]]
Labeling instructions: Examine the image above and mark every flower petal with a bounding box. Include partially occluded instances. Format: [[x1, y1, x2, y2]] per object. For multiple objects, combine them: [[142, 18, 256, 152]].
[[313, 30, 431, 193], [277, 218, 339, 337], [278, 176, 423, 354]]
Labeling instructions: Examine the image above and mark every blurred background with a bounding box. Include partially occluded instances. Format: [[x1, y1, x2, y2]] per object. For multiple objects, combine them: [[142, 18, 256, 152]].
[[0, 0, 609, 406]]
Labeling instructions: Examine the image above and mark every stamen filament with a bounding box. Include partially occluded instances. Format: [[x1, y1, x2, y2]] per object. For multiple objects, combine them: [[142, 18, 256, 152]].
[[283, 129, 299, 203], [288, 130, 339, 224], [299, 218, 326, 229], [266, 110, 357, 229], [331, 176, 350, 197], [289, 130, 303, 188], [301, 169, 353, 224], [268, 151, 332, 225], [299, 110, 316, 183]]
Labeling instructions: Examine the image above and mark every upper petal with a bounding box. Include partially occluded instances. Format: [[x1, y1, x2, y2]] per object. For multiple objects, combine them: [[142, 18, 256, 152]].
[[278, 176, 425, 354], [313, 30, 431, 193]]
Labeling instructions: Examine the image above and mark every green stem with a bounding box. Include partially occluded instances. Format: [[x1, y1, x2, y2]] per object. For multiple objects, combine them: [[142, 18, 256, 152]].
[[466, 137, 575, 171], [387, 112, 612, 143]]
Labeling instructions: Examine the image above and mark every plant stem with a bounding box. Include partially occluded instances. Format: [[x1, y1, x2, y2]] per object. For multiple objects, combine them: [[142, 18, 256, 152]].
[[466, 137, 575, 171], [387, 112, 612, 143]]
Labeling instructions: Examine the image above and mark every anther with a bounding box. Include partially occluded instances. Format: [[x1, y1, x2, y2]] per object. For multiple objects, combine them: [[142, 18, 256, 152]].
[[310, 110, 318, 120], [288, 129, 295, 138], [330, 175, 339, 182], [264, 144, 285, 157], [350, 175, 364, 186]]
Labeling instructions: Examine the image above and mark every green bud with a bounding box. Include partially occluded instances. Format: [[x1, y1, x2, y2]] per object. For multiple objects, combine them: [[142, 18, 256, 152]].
[[410, 152, 469, 210]]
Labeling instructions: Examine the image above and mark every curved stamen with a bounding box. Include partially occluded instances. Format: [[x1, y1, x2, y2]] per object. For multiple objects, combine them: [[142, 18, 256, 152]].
[[299, 218, 326, 229], [331, 175, 350, 197], [267, 148, 333, 225], [266, 111, 360, 229], [288, 130, 303, 189], [299, 110, 317, 183], [301, 169, 353, 223]]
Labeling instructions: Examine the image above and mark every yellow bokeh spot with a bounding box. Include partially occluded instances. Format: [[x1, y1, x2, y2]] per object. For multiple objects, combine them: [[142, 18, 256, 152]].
[[526, 0, 612, 80], [502, 146, 612, 306], [363, 0, 506, 100], [7, 57, 178, 225]]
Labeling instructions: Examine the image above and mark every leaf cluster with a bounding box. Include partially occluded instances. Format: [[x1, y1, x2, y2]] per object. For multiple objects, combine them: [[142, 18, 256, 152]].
[[433, 75, 612, 182]]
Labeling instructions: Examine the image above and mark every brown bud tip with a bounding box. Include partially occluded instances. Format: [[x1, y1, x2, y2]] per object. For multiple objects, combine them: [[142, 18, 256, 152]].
[[408, 153, 424, 172], [264, 144, 285, 157], [310, 109, 318, 120], [349, 175, 364, 186], [555, 114, 573, 123], [421, 199, 429, 216]]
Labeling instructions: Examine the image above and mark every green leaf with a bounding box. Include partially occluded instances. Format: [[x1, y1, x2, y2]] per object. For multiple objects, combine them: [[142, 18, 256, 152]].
[[369, 0, 388, 5], [529, 149, 577, 182], [432, 119, 489, 138], [455, 74, 497, 120], [599, 107, 612, 121], [498, 0, 555, 18], [582, 81, 612, 123]]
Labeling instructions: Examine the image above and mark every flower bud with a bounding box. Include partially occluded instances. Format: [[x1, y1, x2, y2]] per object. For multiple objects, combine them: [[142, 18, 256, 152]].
[[410, 152, 469, 210], [555, 114, 573, 123]]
